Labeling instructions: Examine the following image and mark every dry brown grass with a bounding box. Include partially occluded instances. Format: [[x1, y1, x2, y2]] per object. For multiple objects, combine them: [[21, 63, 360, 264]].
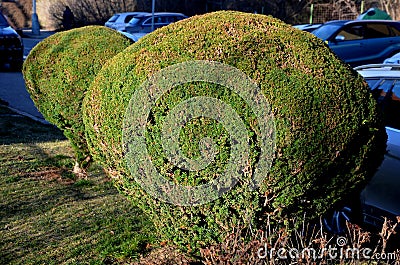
[[200, 216, 400, 265]]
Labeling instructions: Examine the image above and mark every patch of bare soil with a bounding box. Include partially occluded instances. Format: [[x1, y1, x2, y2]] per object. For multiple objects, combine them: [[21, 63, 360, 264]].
[[24, 168, 75, 185]]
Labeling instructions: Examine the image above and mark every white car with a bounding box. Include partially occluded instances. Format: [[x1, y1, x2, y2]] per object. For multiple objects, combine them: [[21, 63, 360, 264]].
[[324, 64, 400, 233], [118, 31, 147, 42], [125, 12, 188, 34], [355, 64, 400, 229], [293, 23, 322, 32], [105, 12, 149, 31], [384, 52, 400, 64]]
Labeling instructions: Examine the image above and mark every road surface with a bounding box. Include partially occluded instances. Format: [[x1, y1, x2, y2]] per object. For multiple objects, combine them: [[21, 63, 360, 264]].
[[0, 31, 54, 123]]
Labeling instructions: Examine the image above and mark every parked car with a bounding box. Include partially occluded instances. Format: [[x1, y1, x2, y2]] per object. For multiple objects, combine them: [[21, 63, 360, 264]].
[[323, 64, 400, 234], [0, 11, 23, 70], [105, 12, 149, 31], [125, 12, 188, 34], [118, 31, 147, 42], [354, 64, 400, 230], [293, 23, 322, 33], [312, 20, 400, 67], [383, 52, 400, 64]]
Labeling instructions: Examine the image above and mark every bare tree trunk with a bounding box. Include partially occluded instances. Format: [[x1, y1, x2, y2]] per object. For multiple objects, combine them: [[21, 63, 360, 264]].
[[332, 0, 358, 20], [379, 0, 400, 20]]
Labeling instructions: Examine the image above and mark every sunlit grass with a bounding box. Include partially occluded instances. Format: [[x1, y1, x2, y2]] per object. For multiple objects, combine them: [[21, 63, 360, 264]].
[[0, 106, 156, 264]]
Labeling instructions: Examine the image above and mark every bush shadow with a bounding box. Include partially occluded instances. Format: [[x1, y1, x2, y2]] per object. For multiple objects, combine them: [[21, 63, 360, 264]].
[[0, 105, 66, 145]]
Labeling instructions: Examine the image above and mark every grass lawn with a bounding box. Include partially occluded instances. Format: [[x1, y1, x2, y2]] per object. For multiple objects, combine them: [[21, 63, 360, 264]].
[[0, 106, 156, 264]]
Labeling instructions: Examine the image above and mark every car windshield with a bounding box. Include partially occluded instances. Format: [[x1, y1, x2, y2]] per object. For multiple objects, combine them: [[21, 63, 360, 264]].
[[312, 24, 343, 40], [367, 78, 399, 92], [366, 79, 381, 89], [0, 13, 10, 28], [365, 77, 400, 130]]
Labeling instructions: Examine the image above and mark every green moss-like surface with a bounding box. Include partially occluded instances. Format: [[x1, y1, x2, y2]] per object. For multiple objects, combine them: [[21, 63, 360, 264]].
[[83, 12, 386, 253], [23, 26, 132, 168]]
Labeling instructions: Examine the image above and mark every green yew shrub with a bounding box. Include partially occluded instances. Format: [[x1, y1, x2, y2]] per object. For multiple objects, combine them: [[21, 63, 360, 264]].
[[83, 11, 386, 253], [22, 26, 132, 171]]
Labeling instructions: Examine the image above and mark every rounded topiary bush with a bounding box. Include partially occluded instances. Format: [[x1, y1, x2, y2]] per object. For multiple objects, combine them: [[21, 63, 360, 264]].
[[83, 11, 386, 253], [22, 26, 132, 172]]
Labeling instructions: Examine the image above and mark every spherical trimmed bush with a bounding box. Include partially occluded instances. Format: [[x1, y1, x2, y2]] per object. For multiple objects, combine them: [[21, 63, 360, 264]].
[[83, 11, 386, 252], [22, 26, 132, 171]]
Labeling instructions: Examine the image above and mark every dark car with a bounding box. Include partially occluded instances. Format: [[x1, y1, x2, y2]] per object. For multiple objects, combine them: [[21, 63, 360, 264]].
[[312, 20, 400, 67], [0, 11, 23, 70], [125, 12, 187, 34], [355, 64, 400, 229]]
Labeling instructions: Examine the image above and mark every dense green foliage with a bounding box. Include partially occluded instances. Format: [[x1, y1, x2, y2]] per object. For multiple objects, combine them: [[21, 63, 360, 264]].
[[83, 11, 386, 253], [23, 26, 132, 170]]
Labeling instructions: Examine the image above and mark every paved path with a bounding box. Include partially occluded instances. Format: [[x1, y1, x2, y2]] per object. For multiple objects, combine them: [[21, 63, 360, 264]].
[[0, 30, 54, 123], [0, 71, 47, 122]]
